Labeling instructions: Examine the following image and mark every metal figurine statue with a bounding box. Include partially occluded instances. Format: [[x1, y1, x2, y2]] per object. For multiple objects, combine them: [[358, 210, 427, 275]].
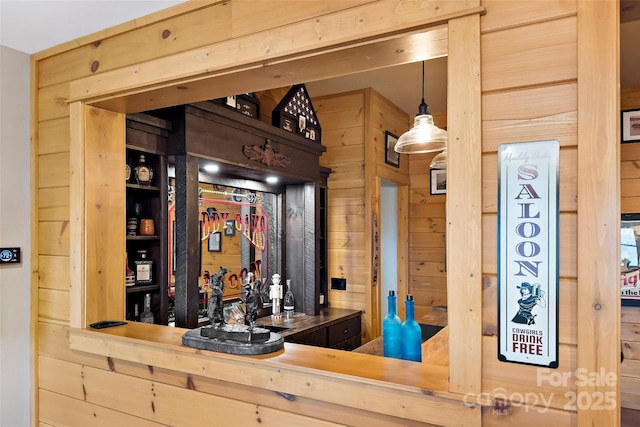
[[208, 266, 229, 326]]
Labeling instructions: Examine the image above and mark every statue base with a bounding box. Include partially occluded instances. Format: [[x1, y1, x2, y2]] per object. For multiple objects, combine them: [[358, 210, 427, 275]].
[[182, 324, 284, 355]]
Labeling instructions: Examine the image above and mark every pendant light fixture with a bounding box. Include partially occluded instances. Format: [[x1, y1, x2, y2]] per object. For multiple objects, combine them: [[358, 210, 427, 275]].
[[394, 61, 447, 154], [430, 148, 447, 169]]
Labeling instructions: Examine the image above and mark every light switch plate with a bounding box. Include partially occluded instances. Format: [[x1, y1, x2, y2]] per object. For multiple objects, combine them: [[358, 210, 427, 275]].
[[331, 277, 346, 290]]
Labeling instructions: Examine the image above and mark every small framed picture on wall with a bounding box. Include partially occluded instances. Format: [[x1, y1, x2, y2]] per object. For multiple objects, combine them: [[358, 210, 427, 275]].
[[430, 169, 447, 195], [385, 131, 400, 167], [622, 108, 640, 143], [208, 232, 222, 252]]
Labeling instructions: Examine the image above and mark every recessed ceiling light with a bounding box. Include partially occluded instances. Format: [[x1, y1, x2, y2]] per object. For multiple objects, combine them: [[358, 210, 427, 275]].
[[203, 164, 219, 173], [266, 176, 278, 184]]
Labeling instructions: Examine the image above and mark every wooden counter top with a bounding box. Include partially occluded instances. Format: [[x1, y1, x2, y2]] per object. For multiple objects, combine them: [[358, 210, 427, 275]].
[[68, 311, 481, 426], [254, 307, 362, 339]]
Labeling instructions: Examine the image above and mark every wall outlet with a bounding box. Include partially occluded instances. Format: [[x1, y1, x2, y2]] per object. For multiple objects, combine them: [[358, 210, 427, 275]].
[[331, 277, 346, 290]]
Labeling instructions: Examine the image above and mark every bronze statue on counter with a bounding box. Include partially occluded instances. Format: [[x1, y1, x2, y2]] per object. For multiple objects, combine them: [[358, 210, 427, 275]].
[[244, 281, 259, 329], [185, 265, 283, 355], [208, 266, 228, 326]]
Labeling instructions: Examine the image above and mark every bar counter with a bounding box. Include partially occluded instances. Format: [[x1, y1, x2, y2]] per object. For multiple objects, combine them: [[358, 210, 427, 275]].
[[68, 315, 481, 426]]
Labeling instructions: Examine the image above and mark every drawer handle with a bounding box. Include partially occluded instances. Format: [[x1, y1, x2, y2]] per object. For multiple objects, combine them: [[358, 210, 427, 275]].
[[343, 328, 349, 334]]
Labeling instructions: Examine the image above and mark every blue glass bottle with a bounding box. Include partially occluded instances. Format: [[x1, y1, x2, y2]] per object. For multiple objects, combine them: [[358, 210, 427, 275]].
[[401, 294, 422, 362], [382, 291, 402, 359]]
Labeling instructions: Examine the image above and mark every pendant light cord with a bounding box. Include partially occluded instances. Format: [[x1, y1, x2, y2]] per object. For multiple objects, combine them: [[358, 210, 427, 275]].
[[418, 61, 429, 116]]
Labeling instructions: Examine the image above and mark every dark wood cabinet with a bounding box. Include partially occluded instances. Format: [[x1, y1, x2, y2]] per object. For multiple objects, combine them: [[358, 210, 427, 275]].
[[285, 310, 362, 350], [125, 114, 171, 325]]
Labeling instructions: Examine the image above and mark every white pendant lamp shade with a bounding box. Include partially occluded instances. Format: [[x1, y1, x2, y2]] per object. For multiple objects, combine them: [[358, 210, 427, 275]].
[[394, 61, 447, 154], [430, 148, 447, 169]]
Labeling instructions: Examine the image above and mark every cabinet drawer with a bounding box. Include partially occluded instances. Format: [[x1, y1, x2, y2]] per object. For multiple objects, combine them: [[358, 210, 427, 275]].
[[331, 334, 361, 351], [327, 316, 361, 347], [287, 328, 327, 347]]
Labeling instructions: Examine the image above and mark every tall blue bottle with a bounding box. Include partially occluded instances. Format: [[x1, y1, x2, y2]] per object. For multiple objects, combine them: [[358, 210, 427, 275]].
[[382, 290, 402, 359], [401, 294, 422, 362]]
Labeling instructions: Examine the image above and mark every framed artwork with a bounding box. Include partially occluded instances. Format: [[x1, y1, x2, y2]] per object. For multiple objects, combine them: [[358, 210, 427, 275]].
[[384, 131, 400, 167], [621, 213, 640, 306], [430, 169, 446, 195], [622, 109, 640, 143], [224, 220, 235, 237], [208, 231, 222, 252]]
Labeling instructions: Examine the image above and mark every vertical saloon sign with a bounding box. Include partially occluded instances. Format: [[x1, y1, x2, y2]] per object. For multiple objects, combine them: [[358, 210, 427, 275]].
[[498, 140, 559, 368]]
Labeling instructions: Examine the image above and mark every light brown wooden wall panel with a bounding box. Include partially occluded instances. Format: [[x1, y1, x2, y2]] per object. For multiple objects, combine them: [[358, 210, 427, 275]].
[[320, 127, 365, 148], [481, 404, 575, 427], [38, 118, 70, 155], [38, 153, 70, 189], [38, 187, 70, 222], [37, 83, 70, 122], [480, 0, 576, 33], [38, 289, 70, 324], [622, 87, 640, 109], [231, 0, 374, 38], [482, 83, 576, 123], [482, 336, 577, 410], [314, 90, 365, 114], [38, 221, 70, 256], [40, 354, 349, 427], [38, 3, 233, 89], [39, 389, 166, 427], [622, 377, 640, 410], [409, 232, 445, 249], [38, 255, 70, 291], [481, 17, 576, 93]]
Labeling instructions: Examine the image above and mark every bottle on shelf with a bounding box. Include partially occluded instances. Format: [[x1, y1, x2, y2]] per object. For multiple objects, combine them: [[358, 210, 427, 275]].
[[125, 252, 135, 286], [134, 154, 154, 185], [139, 293, 155, 324], [400, 294, 422, 362], [133, 303, 140, 321], [135, 249, 153, 285], [382, 290, 402, 359], [283, 279, 295, 319]]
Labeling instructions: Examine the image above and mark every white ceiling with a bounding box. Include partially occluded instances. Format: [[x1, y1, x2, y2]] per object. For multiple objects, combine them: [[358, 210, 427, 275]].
[[1, 0, 638, 117]]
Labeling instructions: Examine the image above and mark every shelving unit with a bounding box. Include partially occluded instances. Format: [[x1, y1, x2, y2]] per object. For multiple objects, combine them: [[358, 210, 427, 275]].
[[125, 114, 171, 325], [319, 166, 330, 307]]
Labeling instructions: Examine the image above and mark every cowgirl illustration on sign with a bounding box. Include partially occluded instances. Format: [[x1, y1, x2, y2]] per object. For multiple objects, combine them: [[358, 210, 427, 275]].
[[512, 282, 546, 325]]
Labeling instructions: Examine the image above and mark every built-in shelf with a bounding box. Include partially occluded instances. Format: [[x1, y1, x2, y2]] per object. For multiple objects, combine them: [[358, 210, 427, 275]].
[[126, 284, 161, 294]]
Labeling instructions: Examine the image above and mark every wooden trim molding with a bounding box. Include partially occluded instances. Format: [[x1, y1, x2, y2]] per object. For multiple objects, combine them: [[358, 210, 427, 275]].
[[576, 0, 620, 425], [446, 13, 482, 395]]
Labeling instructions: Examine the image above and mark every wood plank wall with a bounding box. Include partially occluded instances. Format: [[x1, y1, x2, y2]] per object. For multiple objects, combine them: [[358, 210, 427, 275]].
[[480, 1, 579, 424], [621, 87, 640, 410], [30, 0, 620, 425], [409, 114, 448, 320], [311, 89, 408, 341]]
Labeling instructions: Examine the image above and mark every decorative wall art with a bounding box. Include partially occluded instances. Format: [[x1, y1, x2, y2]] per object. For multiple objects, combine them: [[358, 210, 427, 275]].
[[384, 131, 400, 168], [497, 139, 559, 368], [224, 220, 236, 237], [272, 84, 322, 143], [622, 108, 640, 143], [621, 213, 640, 306], [208, 231, 222, 252], [212, 93, 260, 119], [430, 169, 446, 195]]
